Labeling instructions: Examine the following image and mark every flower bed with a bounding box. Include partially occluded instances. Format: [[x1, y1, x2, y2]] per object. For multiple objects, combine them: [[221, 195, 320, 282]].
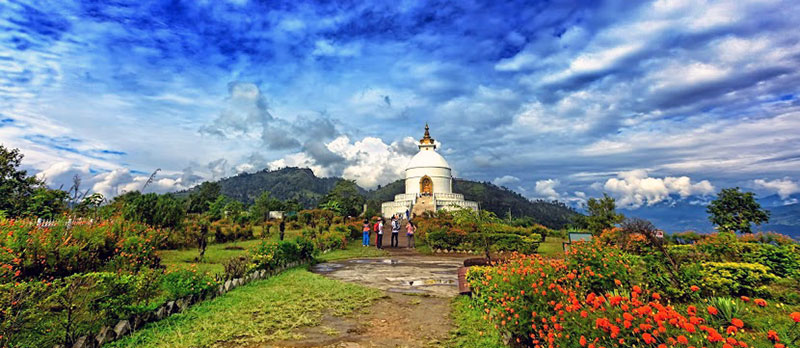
[[467, 241, 800, 348]]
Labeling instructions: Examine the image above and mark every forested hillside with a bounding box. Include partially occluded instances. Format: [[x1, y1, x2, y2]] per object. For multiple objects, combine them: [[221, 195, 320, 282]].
[[180, 168, 580, 229], [364, 179, 579, 229], [177, 167, 343, 208]]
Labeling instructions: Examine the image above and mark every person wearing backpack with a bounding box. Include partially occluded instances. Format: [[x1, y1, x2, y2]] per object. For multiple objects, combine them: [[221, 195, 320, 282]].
[[362, 219, 370, 247], [390, 215, 400, 248], [374, 217, 384, 249]]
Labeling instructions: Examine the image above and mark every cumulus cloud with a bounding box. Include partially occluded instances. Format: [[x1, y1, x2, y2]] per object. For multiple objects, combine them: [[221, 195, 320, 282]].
[[269, 135, 416, 188], [534, 179, 561, 200], [754, 178, 800, 199], [200, 82, 300, 150], [601, 170, 715, 208], [492, 175, 520, 187]]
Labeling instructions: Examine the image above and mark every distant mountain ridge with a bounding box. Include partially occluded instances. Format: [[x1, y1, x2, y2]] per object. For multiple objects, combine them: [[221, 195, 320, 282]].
[[626, 194, 800, 238], [179, 167, 579, 229]]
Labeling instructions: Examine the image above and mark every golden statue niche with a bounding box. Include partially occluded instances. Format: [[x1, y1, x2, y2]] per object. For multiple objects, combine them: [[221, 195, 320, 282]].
[[420, 175, 433, 195]]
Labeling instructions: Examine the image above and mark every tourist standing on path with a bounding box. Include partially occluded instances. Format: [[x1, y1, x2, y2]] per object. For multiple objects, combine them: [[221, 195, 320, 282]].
[[406, 220, 416, 248], [362, 219, 370, 247], [390, 215, 400, 248], [374, 217, 384, 249], [279, 219, 286, 241]]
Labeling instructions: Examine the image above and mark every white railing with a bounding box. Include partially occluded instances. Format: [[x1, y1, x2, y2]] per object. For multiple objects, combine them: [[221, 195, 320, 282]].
[[434, 193, 465, 201]]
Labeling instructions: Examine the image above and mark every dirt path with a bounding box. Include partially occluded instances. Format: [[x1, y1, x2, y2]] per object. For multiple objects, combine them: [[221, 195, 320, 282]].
[[265, 251, 469, 348]]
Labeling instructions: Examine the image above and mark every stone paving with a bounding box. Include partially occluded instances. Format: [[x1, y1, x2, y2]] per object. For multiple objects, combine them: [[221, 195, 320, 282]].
[[309, 254, 467, 297]]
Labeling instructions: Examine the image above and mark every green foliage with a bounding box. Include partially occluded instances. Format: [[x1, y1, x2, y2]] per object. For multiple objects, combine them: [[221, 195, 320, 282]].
[[119, 191, 186, 229], [700, 262, 777, 296], [0, 145, 44, 218], [24, 187, 68, 219], [705, 297, 743, 324], [742, 243, 800, 279], [584, 193, 624, 235], [249, 191, 285, 222], [160, 269, 217, 300], [319, 180, 365, 217], [186, 181, 221, 214], [707, 187, 770, 234], [1, 218, 166, 281]]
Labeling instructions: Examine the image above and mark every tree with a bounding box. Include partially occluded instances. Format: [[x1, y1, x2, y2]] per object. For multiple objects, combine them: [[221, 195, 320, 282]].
[[120, 192, 185, 229], [24, 187, 68, 219], [452, 208, 500, 261], [707, 187, 770, 234], [249, 191, 284, 222], [186, 181, 221, 214], [585, 194, 624, 235], [319, 180, 365, 217], [0, 145, 43, 217]]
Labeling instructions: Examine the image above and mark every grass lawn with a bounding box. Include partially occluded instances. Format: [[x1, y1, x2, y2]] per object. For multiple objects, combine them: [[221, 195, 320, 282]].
[[537, 237, 565, 258], [448, 296, 504, 348], [159, 229, 305, 274], [315, 241, 388, 262], [108, 268, 384, 348]]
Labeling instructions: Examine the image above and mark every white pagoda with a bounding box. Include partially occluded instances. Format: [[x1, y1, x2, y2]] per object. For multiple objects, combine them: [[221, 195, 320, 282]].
[[381, 124, 478, 218]]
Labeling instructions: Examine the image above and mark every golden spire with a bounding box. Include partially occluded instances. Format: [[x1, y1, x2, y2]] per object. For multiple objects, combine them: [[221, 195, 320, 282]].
[[420, 123, 435, 145]]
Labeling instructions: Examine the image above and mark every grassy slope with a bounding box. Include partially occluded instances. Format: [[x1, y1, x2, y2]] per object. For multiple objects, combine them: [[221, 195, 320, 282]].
[[108, 268, 383, 348], [537, 237, 565, 258], [449, 296, 504, 348]]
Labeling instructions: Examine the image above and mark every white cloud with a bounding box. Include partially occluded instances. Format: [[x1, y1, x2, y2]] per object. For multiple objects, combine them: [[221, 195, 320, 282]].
[[754, 177, 800, 199], [492, 175, 520, 187], [535, 179, 561, 200], [601, 170, 715, 208], [269, 135, 416, 189]]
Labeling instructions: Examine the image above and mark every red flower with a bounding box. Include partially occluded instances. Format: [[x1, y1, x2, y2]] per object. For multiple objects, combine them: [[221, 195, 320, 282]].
[[767, 330, 779, 342], [754, 298, 768, 307], [740, 296, 750, 302], [652, 293, 661, 300], [642, 333, 656, 344], [707, 305, 718, 316], [690, 285, 700, 292], [731, 318, 744, 328], [791, 312, 800, 323]]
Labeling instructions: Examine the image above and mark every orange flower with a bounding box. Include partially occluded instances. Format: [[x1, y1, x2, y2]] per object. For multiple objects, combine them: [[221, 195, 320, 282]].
[[707, 305, 718, 316], [652, 293, 661, 300], [740, 296, 750, 302], [791, 312, 800, 323], [767, 330, 779, 342], [731, 318, 744, 328], [690, 285, 700, 292], [754, 298, 768, 307]]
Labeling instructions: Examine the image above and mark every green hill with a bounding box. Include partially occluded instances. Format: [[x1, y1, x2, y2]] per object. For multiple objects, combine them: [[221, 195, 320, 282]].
[[181, 167, 579, 229], [364, 179, 579, 229], [178, 167, 343, 208]]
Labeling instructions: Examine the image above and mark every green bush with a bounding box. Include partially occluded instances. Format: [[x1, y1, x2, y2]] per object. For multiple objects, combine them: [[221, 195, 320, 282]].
[[480, 233, 540, 254], [317, 229, 347, 251], [160, 269, 217, 299], [700, 262, 777, 296], [741, 243, 800, 279], [426, 228, 467, 250], [222, 255, 250, 280]]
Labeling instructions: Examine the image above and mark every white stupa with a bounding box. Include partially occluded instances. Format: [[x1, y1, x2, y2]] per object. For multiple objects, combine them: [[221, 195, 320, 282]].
[[381, 124, 478, 217]]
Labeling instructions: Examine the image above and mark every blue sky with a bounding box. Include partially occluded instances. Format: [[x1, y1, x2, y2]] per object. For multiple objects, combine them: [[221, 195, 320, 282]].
[[1, 0, 800, 209]]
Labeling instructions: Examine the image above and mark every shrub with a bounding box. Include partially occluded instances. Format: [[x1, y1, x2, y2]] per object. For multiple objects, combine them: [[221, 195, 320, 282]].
[[0, 218, 166, 281], [222, 255, 250, 280], [742, 243, 800, 279], [160, 268, 217, 299], [249, 240, 279, 271], [426, 227, 467, 250], [700, 262, 777, 296], [481, 233, 540, 254], [276, 240, 300, 265], [317, 229, 347, 251]]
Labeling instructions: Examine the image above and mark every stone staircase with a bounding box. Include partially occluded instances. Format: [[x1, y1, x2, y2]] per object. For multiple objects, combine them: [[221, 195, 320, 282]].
[[412, 195, 435, 217]]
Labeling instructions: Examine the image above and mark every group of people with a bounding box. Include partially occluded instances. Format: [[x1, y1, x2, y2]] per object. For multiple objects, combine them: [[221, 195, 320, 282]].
[[361, 213, 417, 249]]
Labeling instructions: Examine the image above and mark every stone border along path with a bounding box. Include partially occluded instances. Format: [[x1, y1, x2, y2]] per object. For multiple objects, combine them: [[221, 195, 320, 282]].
[[258, 251, 474, 348], [58, 260, 311, 348]]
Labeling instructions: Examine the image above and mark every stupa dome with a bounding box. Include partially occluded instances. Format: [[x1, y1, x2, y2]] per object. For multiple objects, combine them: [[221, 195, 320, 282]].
[[405, 149, 450, 170]]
